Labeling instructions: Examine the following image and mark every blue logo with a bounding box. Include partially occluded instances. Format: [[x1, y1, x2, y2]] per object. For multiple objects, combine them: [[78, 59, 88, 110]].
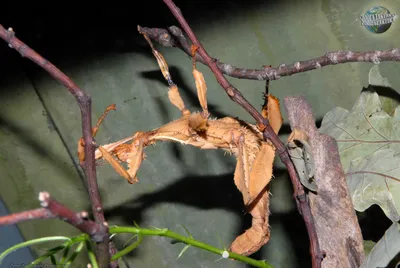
[[360, 6, 397, 34]]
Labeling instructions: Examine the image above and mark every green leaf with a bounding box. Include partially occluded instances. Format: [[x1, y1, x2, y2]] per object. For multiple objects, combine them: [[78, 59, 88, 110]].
[[59, 244, 71, 264], [180, 224, 193, 238], [123, 234, 138, 247], [368, 65, 400, 116], [360, 222, 400, 268], [63, 241, 85, 267], [363, 240, 376, 256], [177, 244, 191, 259], [319, 89, 400, 222], [50, 254, 57, 265], [29, 243, 66, 266], [85, 240, 99, 268], [0, 236, 71, 265]]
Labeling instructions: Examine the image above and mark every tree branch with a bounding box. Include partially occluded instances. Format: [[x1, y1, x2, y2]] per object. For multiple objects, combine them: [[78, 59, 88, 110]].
[[284, 96, 365, 267], [0, 25, 110, 267], [0, 208, 54, 225], [138, 25, 400, 81], [160, 1, 324, 267], [0, 192, 103, 238]]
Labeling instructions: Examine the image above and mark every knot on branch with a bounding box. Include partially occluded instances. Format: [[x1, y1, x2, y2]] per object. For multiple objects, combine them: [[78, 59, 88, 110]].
[[5, 27, 15, 47]]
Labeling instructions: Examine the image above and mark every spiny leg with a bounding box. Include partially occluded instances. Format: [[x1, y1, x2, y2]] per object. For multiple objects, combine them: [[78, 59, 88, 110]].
[[92, 104, 116, 137], [245, 142, 275, 210], [78, 103, 139, 183], [97, 145, 133, 183], [231, 135, 274, 256], [125, 138, 145, 184], [233, 133, 251, 205], [191, 45, 209, 118], [139, 30, 190, 117], [97, 130, 149, 184], [243, 93, 283, 209], [78, 104, 116, 163], [96, 31, 192, 184]]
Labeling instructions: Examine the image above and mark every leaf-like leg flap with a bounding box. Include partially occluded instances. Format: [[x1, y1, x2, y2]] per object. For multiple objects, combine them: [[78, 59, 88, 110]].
[[233, 135, 251, 205], [168, 84, 190, 116], [231, 140, 275, 256], [97, 146, 132, 182], [126, 139, 145, 184], [247, 142, 275, 207], [268, 95, 283, 134], [193, 68, 209, 118], [140, 31, 173, 84], [261, 94, 283, 134], [191, 44, 208, 118], [230, 184, 271, 256]]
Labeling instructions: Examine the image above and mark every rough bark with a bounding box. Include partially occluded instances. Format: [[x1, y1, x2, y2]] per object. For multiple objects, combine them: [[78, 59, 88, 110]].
[[284, 96, 365, 268]]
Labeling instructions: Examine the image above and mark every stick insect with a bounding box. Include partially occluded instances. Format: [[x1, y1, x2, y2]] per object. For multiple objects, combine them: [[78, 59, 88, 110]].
[[78, 32, 283, 256]]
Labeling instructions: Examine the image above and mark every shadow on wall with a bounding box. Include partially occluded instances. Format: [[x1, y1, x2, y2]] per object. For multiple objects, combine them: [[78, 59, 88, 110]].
[[103, 168, 312, 268]]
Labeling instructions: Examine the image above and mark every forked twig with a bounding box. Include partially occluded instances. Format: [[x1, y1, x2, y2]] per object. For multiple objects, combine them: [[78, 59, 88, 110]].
[[161, 0, 324, 267], [138, 25, 400, 81], [0, 25, 111, 268]]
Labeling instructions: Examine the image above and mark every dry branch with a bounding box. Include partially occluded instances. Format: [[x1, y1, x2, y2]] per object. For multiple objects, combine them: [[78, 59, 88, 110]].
[[161, 1, 324, 267], [0, 192, 104, 239], [0, 25, 110, 268], [284, 96, 365, 268], [139, 25, 400, 81]]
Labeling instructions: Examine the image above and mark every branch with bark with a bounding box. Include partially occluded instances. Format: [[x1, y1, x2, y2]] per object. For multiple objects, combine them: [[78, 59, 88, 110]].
[[283, 96, 365, 268], [160, 0, 324, 267], [138, 25, 400, 81], [0, 25, 112, 268], [0, 192, 103, 239]]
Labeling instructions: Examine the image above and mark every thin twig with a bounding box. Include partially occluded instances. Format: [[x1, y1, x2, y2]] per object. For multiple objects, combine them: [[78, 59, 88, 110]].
[[0, 192, 103, 239], [138, 25, 400, 81], [160, 1, 324, 267], [0, 208, 54, 225], [346, 171, 400, 183], [0, 25, 110, 267]]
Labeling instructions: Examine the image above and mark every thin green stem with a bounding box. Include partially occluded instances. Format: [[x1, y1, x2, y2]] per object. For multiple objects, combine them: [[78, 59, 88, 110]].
[[0, 236, 71, 265], [86, 240, 99, 268], [111, 234, 143, 261], [109, 226, 273, 268], [63, 241, 85, 267]]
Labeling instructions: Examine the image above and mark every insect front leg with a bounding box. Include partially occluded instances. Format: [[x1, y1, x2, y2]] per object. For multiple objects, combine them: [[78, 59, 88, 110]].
[[97, 145, 134, 183], [78, 104, 116, 163]]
